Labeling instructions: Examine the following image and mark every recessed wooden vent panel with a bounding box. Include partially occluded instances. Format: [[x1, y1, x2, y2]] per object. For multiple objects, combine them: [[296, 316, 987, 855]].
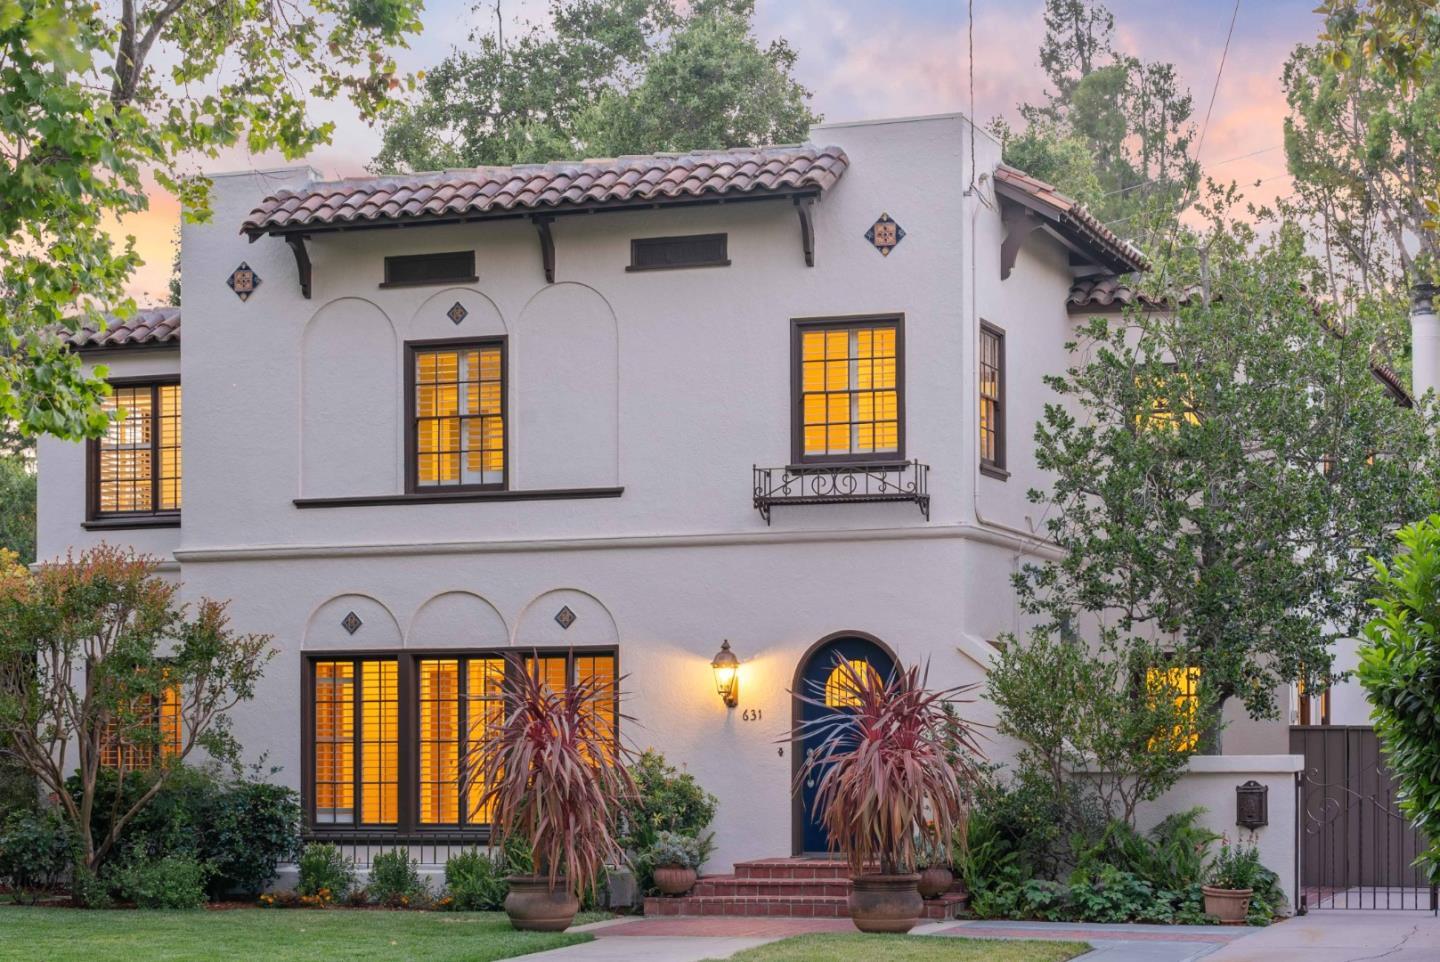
[[628, 233, 730, 271], [382, 251, 477, 287]]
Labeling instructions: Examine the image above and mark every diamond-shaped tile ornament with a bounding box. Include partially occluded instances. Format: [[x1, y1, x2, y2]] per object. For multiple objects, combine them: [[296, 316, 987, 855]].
[[447, 301, 468, 325], [554, 606, 576, 630], [227, 262, 261, 301], [341, 611, 363, 635], [864, 213, 906, 257]]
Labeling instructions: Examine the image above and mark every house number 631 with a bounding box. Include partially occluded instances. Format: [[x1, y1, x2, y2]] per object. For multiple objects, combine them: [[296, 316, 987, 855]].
[[741, 708, 763, 722]]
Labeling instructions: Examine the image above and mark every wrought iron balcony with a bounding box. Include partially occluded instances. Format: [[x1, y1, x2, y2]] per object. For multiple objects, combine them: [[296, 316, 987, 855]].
[[752, 460, 930, 524]]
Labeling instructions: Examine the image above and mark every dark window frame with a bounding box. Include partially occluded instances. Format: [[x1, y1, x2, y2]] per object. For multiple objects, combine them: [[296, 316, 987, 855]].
[[85, 375, 181, 527], [979, 321, 1007, 479], [380, 251, 478, 289], [404, 337, 509, 495], [789, 314, 906, 467], [300, 647, 620, 839], [627, 233, 730, 272]]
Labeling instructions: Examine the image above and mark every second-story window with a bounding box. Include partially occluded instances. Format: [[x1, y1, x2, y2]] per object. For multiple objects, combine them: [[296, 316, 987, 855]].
[[793, 317, 903, 464], [90, 380, 181, 521], [408, 340, 506, 490], [979, 323, 1005, 475]]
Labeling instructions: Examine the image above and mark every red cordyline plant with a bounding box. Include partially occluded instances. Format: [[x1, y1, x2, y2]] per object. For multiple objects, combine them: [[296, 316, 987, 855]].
[[793, 659, 982, 876], [465, 662, 636, 896]]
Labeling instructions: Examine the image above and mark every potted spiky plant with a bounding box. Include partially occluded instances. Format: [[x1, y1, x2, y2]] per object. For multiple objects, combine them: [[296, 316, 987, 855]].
[[793, 659, 980, 933], [466, 663, 636, 931]]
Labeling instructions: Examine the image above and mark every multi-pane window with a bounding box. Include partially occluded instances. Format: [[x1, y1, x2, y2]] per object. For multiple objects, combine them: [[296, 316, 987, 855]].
[[307, 650, 617, 833], [100, 683, 182, 771], [312, 659, 398, 826], [795, 319, 902, 462], [1297, 676, 1332, 726], [1146, 664, 1200, 753], [411, 342, 505, 489], [979, 324, 1005, 473], [92, 381, 181, 518]]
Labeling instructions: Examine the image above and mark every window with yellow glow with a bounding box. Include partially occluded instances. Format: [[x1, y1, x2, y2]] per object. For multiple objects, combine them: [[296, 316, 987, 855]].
[[980, 324, 1004, 470], [412, 343, 504, 488], [312, 659, 397, 826], [1146, 664, 1200, 752], [100, 681, 183, 771], [823, 659, 883, 708], [797, 321, 900, 460], [418, 657, 506, 826], [1296, 675, 1332, 726], [94, 382, 181, 517], [1135, 369, 1198, 432]]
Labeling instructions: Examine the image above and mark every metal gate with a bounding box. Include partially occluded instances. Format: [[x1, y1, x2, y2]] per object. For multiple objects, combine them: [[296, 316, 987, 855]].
[[1292, 725, 1437, 911]]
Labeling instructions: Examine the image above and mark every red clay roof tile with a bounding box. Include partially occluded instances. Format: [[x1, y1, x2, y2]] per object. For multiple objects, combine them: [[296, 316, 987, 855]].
[[66, 306, 180, 351]]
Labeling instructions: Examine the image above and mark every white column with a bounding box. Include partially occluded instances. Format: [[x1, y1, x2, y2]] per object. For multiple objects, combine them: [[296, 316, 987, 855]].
[[1411, 284, 1440, 401]]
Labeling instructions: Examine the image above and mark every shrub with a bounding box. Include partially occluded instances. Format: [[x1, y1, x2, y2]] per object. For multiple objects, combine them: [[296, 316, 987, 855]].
[[69, 863, 114, 909], [1207, 840, 1264, 890], [113, 854, 209, 909], [444, 849, 509, 911], [1359, 515, 1440, 884], [647, 830, 711, 870], [296, 843, 355, 904], [0, 808, 79, 903], [618, 750, 718, 854], [367, 848, 429, 908]]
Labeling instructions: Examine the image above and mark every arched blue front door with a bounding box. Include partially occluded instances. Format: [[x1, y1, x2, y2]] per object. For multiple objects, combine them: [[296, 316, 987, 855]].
[[795, 635, 897, 855]]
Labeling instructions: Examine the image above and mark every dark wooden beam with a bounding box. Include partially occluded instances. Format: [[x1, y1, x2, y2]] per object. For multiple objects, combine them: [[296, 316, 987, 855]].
[[999, 205, 1042, 281], [532, 215, 555, 283], [285, 234, 312, 299], [794, 196, 815, 267]]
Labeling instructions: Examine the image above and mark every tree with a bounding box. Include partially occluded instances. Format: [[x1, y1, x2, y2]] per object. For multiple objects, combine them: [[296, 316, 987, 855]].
[[1358, 514, 1440, 883], [1024, 195, 1440, 747], [1, 0, 422, 442], [0, 545, 273, 871], [0, 456, 36, 565], [997, 0, 1197, 246], [374, 0, 818, 172]]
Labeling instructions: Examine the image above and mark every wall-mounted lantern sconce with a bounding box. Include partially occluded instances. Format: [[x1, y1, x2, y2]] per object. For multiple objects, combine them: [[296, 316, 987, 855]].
[[711, 640, 740, 708]]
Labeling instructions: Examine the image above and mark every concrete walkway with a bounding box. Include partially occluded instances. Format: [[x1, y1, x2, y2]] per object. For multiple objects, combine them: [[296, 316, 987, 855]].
[[515, 914, 1258, 961], [1201, 910, 1440, 962]]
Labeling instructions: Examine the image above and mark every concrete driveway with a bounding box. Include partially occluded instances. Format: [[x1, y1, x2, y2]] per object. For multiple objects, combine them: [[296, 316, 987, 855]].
[[1202, 910, 1440, 962]]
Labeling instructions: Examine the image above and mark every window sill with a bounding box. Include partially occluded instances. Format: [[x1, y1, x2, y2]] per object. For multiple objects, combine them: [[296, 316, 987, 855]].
[[83, 515, 181, 530], [979, 464, 1010, 481], [378, 276, 480, 289], [625, 260, 731, 272], [293, 486, 624, 508], [785, 460, 911, 472]]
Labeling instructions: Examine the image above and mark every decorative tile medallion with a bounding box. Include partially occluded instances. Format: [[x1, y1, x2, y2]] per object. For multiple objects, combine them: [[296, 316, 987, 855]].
[[864, 213, 906, 257], [227, 262, 261, 301], [341, 611, 363, 635], [554, 605, 577, 630], [447, 301, 468, 325]]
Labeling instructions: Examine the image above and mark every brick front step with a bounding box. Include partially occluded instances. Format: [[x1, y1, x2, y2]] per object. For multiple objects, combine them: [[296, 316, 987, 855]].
[[732, 858, 858, 880], [693, 877, 852, 898], [644, 882, 969, 920]]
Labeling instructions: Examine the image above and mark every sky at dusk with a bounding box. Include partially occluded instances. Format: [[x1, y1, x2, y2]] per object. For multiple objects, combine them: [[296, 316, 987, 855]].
[[120, 0, 1325, 303]]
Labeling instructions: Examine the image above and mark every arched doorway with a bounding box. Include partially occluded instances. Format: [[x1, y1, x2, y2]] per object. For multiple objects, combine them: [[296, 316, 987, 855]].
[[791, 633, 898, 855]]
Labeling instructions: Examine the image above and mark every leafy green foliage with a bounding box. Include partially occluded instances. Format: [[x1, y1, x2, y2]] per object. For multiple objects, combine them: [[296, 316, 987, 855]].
[[111, 853, 210, 909], [617, 749, 716, 893], [367, 848, 430, 907], [296, 843, 357, 903], [442, 844, 529, 911], [1206, 840, 1265, 889], [1026, 198, 1440, 736], [0, 808, 79, 903], [0, 546, 274, 871], [0, 0, 421, 442], [1359, 514, 1440, 883], [0, 457, 35, 565], [374, 0, 818, 172], [646, 829, 711, 870]]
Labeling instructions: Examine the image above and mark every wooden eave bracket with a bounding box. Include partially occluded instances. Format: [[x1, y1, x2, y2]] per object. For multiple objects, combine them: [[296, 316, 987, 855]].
[[999, 205, 1043, 281], [285, 234, 313, 299], [532, 215, 555, 283], [794, 196, 815, 267]]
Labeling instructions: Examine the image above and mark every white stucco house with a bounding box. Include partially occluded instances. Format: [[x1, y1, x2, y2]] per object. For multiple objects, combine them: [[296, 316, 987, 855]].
[[41, 112, 1402, 911]]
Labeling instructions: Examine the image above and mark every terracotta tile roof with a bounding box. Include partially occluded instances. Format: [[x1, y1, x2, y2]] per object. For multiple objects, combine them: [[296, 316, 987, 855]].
[[994, 165, 1151, 274], [1369, 361, 1414, 408], [1067, 276, 1206, 312], [241, 145, 850, 236], [66, 306, 180, 350]]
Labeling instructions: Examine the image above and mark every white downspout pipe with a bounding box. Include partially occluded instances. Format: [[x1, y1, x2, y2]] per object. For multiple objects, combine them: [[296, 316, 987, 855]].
[[1411, 284, 1440, 402]]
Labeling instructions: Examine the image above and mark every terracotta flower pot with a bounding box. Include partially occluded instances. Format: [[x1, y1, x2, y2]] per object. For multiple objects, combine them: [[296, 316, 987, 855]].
[[504, 876, 580, 931], [652, 865, 698, 896], [1202, 885, 1253, 924], [916, 866, 954, 900], [848, 873, 923, 933]]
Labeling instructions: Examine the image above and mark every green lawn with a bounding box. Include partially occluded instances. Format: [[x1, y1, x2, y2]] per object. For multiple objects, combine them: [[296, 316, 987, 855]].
[[705, 933, 1091, 962], [0, 907, 592, 962]]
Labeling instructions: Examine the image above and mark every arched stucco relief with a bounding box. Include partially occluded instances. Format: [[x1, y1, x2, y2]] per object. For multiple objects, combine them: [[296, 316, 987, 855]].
[[407, 591, 508, 648], [300, 298, 399, 497], [513, 588, 619, 648], [305, 593, 402, 650], [406, 288, 506, 343], [513, 283, 619, 489]]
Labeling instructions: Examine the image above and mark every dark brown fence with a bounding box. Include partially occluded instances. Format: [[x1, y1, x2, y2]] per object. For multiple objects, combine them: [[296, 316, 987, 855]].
[[1291, 725, 1437, 911]]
